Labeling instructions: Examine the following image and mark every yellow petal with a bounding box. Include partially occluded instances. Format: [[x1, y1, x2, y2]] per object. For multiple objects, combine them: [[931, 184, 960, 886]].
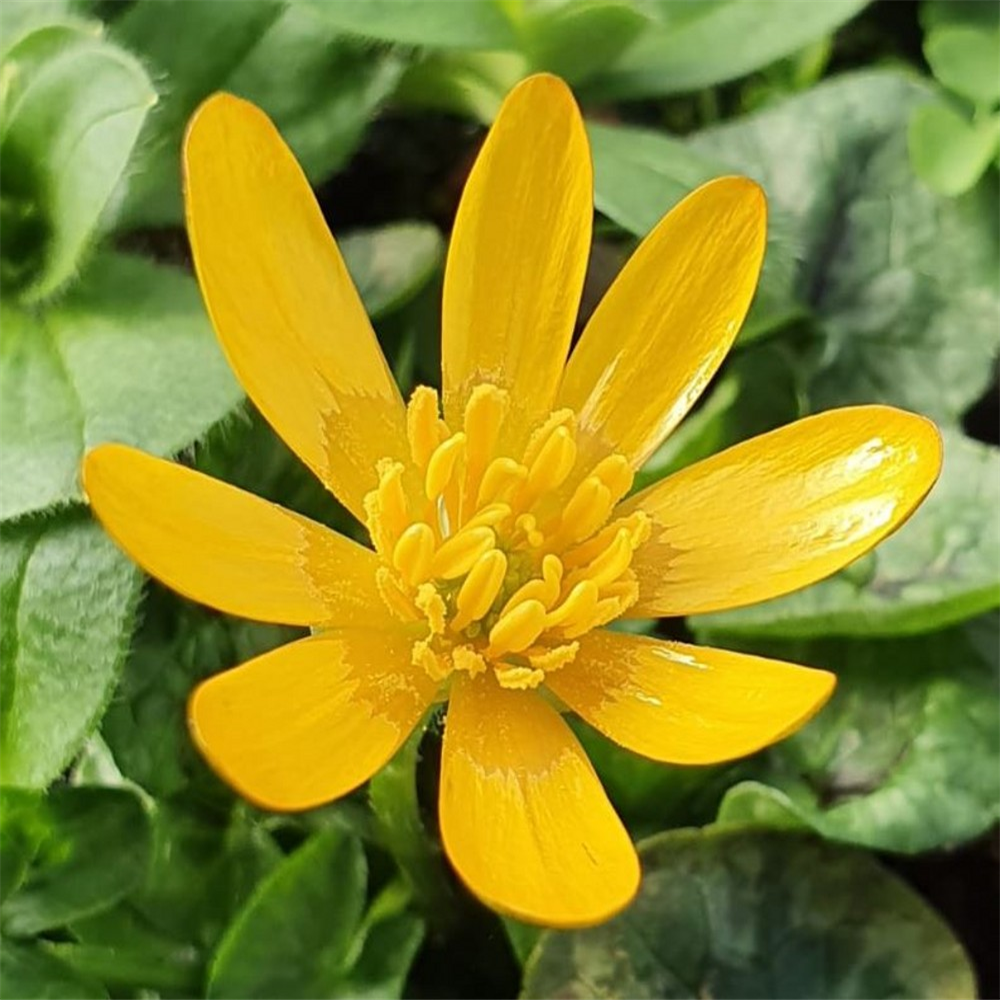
[[548, 630, 835, 765], [189, 629, 436, 811], [622, 406, 943, 616], [559, 176, 766, 467], [184, 94, 407, 521], [441, 74, 592, 446], [439, 674, 638, 927], [83, 443, 385, 627]]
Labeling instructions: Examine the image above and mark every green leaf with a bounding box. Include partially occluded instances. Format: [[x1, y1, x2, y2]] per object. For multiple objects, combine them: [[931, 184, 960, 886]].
[[1, 786, 152, 936], [0, 252, 241, 521], [341, 222, 445, 319], [113, 0, 406, 226], [225, 3, 407, 184], [588, 0, 869, 99], [0, 788, 47, 903], [0, 513, 141, 787], [521, 1, 649, 85], [0, 23, 155, 300], [692, 432, 1000, 637], [523, 827, 976, 999], [908, 99, 1000, 196], [0, 2, 77, 57], [207, 827, 367, 999], [332, 908, 425, 999], [711, 614, 1000, 853], [0, 938, 108, 1000], [299, 0, 518, 50], [692, 70, 1000, 426], [925, 24, 1000, 106], [588, 121, 803, 342]]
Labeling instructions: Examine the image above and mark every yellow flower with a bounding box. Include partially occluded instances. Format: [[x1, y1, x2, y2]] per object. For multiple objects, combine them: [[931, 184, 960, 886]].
[[82, 74, 942, 927]]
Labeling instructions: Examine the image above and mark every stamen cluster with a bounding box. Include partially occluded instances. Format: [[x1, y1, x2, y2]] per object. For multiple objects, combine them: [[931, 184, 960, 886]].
[[364, 384, 649, 689]]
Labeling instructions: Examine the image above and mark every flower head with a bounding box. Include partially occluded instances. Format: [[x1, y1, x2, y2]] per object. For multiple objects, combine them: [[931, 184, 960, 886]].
[[83, 75, 942, 927]]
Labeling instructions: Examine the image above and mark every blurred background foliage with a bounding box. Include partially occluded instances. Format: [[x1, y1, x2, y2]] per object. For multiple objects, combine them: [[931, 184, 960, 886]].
[[0, 1, 997, 998]]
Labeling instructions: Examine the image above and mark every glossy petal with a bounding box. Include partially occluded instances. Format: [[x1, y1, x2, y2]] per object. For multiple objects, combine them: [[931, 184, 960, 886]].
[[441, 74, 592, 446], [559, 177, 766, 467], [83, 444, 386, 627], [440, 674, 638, 927], [548, 631, 835, 765], [189, 630, 436, 811], [184, 94, 407, 521], [622, 406, 943, 616]]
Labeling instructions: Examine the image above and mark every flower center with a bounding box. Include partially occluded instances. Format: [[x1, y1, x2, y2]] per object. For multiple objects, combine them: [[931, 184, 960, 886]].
[[364, 383, 649, 690]]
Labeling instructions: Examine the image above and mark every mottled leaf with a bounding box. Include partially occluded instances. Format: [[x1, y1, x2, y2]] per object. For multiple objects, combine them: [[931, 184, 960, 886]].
[[710, 615, 1000, 853], [523, 828, 976, 999]]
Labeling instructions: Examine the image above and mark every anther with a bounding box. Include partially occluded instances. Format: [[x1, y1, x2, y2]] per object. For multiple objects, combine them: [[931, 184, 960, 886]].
[[415, 584, 447, 634], [429, 526, 496, 579], [523, 409, 575, 468], [487, 599, 547, 658], [477, 457, 527, 506], [500, 554, 564, 616], [392, 522, 435, 586], [452, 644, 487, 677], [546, 580, 599, 631], [591, 453, 634, 502], [412, 639, 449, 681], [524, 425, 577, 496], [495, 665, 545, 690], [575, 527, 633, 589], [527, 641, 579, 673], [407, 387, 443, 469], [425, 432, 466, 501], [452, 549, 508, 631], [462, 502, 512, 531], [561, 476, 613, 543], [463, 384, 507, 460]]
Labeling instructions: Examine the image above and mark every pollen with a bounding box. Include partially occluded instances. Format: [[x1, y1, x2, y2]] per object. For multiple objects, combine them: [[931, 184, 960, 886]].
[[363, 383, 646, 691]]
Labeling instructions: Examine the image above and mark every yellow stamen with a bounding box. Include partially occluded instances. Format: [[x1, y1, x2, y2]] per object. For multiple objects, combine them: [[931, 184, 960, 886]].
[[407, 386, 442, 469], [524, 425, 577, 497], [477, 457, 527, 506], [452, 644, 487, 677], [523, 409, 575, 468], [425, 432, 466, 501], [392, 522, 435, 586], [463, 384, 507, 463], [573, 527, 633, 589], [430, 525, 496, 580], [495, 665, 545, 690], [560, 475, 613, 543], [514, 513, 544, 549], [365, 459, 410, 556], [592, 453, 634, 501], [452, 549, 508, 631], [527, 641, 579, 673], [546, 580, 599, 630], [487, 599, 547, 658], [415, 583, 447, 634], [412, 639, 449, 681], [462, 502, 512, 531], [500, 553, 563, 616]]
